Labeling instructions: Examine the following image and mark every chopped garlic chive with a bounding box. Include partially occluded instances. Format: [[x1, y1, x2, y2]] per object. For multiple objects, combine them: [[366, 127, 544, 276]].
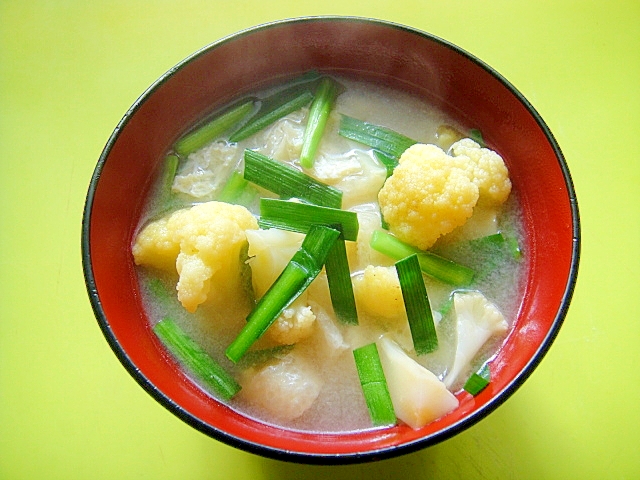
[[225, 225, 340, 363], [243, 149, 342, 208], [299, 77, 341, 168], [463, 363, 491, 395], [158, 153, 179, 201], [395, 254, 438, 355], [373, 150, 399, 177], [325, 228, 358, 325], [217, 170, 259, 207], [469, 128, 486, 147], [339, 115, 417, 160], [229, 88, 314, 142], [370, 230, 475, 285], [353, 343, 396, 427], [468, 232, 523, 282], [154, 317, 241, 400], [174, 99, 255, 156], [258, 198, 359, 241]]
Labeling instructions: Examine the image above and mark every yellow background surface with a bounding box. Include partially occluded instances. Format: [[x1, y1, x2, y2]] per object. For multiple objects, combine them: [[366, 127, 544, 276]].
[[1, 1, 638, 478]]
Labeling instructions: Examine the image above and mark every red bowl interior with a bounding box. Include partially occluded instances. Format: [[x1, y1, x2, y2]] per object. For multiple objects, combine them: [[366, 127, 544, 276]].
[[82, 17, 579, 463]]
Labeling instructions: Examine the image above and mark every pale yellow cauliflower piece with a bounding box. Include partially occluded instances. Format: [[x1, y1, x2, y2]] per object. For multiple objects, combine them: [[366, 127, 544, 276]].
[[443, 291, 509, 388], [266, 299, 316, 345], [450, 138, 511, 206], [132, 201, 257, 313], [352, 266, 405, 320], [131, 216, 180, 272], [245, 228, 316, 345], [378, 143, 479, 250]]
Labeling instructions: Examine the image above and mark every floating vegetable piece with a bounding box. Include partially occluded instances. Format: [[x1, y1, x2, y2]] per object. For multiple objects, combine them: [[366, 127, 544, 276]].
[[154, 317, 241, 400], [300, 77, 341, 168], [226, 225, 340, 363], [339, 115, 417, 162], [325, 228, 359, 325], [377, 336, 458, 429], [395, 254, 438, 354], [463, 363, 491, 395], [443, 291, 508, 388], [353, 343, 396, 427], [258, 198, 359, 241], [370, 229, 474, 285], [244, 149, 342, 208], [174, 99, 255, 156]]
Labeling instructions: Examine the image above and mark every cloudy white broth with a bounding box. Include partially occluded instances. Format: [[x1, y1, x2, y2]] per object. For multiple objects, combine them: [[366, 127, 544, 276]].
[[132, 73, 527, 433]]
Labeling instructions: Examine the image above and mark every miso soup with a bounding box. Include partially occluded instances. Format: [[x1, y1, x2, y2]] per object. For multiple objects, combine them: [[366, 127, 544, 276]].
[[132, 73, 527, 433]]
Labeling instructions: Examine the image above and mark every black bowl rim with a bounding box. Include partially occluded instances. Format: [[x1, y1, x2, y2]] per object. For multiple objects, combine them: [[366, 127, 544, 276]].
[[81, 15, 581, 465]]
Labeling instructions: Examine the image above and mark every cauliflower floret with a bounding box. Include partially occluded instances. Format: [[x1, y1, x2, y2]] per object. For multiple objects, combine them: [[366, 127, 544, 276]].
[[266, 299, 316, 345], [352, 266, 405, 320], [443, 291, 509, 388], [131, 216, 180, 272], [132, 201, 257, 313], [377, 336, 458, 429], [450, 138, 511, 206], [238, 351, 323, 422], [378, 143, 479, 250]]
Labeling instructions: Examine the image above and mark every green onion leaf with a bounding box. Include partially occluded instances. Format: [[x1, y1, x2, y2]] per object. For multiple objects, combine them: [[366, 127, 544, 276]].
[[157, 153, 179, 202], [154, 317, 241, 400], [299, 77, 341, 168], [353, 343, 396, 427], [236, 344, 295, 369], [259, 198, 359, 241], [466, 232, 523, 282], [325, 227, 358, 325], [229, 88, 314, 142], [373, 150, 399, 178], [174, 99, 255, 156], [469, 128, 486, 147], [395, 254, 438, 355], [217, 170, 260, 207], [469, 232, 522, 259], [370, 230, 475, 285], [243, 149, 342, 208], [147, 277, 172, 304], [463, 363, 491, 395], [339, 115, 417, 161], [225, 225, 340, 363]]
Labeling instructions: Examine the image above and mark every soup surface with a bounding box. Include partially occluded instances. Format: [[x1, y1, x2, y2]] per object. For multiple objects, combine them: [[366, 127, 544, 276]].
[[133, 74, 527, 433]]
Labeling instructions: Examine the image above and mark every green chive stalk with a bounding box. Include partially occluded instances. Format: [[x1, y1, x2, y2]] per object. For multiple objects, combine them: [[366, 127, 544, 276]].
[[463, 363, 491, 395], [325, 228, 358, 325], [174, 99, 255, 156], [225, 225, 340, 363], [370, 230, 475, 285], [258, 198, 359, 241], [243, 149, 342, 208], [299, 77, 341, 169], [353, 343, 396, 427], [395, 254, 438, 355], [338, 115, 417, 161], [154, 317, 241, 400]]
